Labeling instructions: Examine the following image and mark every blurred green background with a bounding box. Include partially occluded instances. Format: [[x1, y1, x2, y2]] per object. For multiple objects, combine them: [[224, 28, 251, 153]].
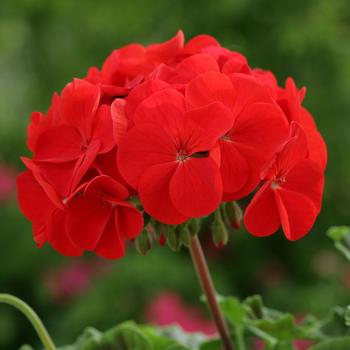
[[1, 0, 350, 349]]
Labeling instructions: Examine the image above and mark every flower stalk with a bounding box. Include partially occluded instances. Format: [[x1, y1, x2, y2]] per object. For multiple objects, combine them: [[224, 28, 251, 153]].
[[189, 235, 233, 350], [0, 294, 57, 350]]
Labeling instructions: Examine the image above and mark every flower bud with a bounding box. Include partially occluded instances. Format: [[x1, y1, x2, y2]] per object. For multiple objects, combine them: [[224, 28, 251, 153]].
[[179, 225, 192, 247], [135, 230, 152, 255], [164, 225, 181, 251], [226, 201, 243, 229], [211, 210, 229, 247], [188, 218, 201, 236]]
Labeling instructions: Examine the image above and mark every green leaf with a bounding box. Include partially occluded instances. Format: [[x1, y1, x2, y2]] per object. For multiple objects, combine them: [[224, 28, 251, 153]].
[[138, 325, 177, 350], [166, 345, 191, 350], [327, 226, 350, 241], [159, 325, 207, 350], [309, 337, 350, 350], [99, 322, 152, 350], [243, 295, 265, 319], [345, 306, 350, 327], [199, 339, 221, 350], [219, 296, 245, 327], [327, 226, 350, 260], [251, 313, 305, 341]]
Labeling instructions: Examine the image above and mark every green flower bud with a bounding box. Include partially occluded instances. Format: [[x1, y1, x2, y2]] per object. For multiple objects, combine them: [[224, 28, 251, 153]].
[[211, 210, 229, 247], [135, 230, 152, 255], [226, 201, 243, 229]]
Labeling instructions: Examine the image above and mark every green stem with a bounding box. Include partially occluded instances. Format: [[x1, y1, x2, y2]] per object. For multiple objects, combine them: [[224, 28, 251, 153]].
[[236, 327, 246, 350], [0, 294, 57, 350], [189, 236, 233, 350]]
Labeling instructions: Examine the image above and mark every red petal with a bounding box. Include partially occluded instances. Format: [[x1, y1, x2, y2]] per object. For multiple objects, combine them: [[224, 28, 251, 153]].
[[133, 88, 186, 136], [33, 126, 83, 162], [221, 56, 251, 75], [169, 157, 222, 218], [284, 159, 324, 212], [184, 102, 234, 152], [139, 162, 188, 224], [66, 195, 112, 250], [244, 182, 280, 236], [102, 44, 146, 80], [94, 148, 133, 191], [219, 140, 249, 193], [70, 139, 101, 192], [117, 124, 177, 188], [303, 126, 327, 171], [47, 209, 82, 256], [126, 80, 169, 118], [21, 157, 64, 208], [111, 99, 128, 145], [146, 30, 184, 63], [183, 34, 220, 56], [186, 71, 236, 111], [17, 171, 55, 222], [223, 162, 261, 201], [116, 203, 144, 239], [27, 111, 52, 152], [170, 54, 220, 84], [85, 175, 129, 200], [229, 74, 272, 115], [95, 216, 126, 259], [232, 102, 289, 157], [275, 123, 308, 174], [60, 79, 100, 139], [275, 188, 318, 241], [92, 105, 115, 153], [300, 107, 317, 129]]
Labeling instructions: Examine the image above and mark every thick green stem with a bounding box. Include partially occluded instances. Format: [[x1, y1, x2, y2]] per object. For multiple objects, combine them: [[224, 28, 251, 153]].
[[189, 236, 233, 350], [0, 294, 57, 350]]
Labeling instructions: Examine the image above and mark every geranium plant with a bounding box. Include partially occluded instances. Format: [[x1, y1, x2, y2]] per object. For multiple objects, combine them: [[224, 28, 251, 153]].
[[3, 31, 346, 350]]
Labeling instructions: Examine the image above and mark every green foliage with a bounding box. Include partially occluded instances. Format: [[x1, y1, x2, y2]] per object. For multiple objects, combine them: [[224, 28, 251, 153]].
[[309, 337, 350, 350], [18, 294, 350, 350], [327, 226, 350, 260]]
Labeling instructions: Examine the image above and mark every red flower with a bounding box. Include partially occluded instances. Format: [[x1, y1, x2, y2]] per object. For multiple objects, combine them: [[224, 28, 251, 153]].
[[244, 123, 324, 240], [16, 162, 78, 255], [17, 159, 143, 258], [186, 71, 289, 200], [277, 77, 327, 170], [28, 79, 114, 197], [66, 175, 143, 259], [117, 88, 234, 224]]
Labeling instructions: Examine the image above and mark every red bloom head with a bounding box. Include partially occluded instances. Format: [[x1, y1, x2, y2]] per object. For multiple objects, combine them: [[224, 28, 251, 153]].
[[17, 31, 327, 259]]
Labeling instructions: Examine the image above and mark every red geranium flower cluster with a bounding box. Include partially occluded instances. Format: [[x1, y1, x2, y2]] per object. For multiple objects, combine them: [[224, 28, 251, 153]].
[[17, 31, 326, 259]]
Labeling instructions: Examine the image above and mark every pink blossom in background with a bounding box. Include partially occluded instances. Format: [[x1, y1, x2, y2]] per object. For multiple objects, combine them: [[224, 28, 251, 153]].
[[0, 164, 16, 202], [145, 292, 216, 336], [44, 260, 111, 303]]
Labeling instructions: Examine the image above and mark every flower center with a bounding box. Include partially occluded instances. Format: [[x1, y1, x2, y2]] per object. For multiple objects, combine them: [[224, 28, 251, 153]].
[[176, 149, 210, 162], [177, 149, 188, 161], [221, 133, 232, 142], [271, 175, 287, 189]]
